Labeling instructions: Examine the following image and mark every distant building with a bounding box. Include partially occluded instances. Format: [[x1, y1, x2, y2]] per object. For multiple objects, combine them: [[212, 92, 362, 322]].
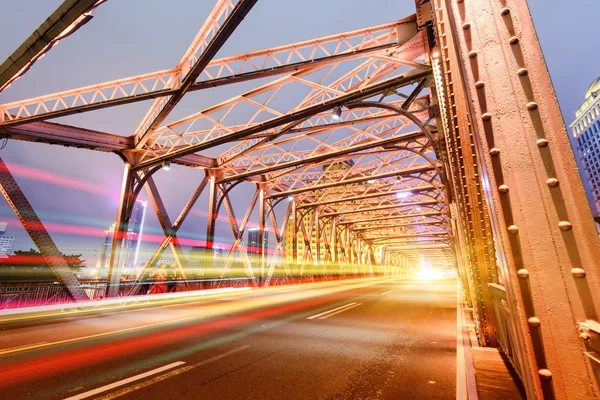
[[96, 223, 115, 269], [96, 200, 147, 270], [0, 222, 15, 258], [189, 245, 224, 268], [569, 76, 600, 217], [248, 228, 268, 255], [122, 200, 147, 269]]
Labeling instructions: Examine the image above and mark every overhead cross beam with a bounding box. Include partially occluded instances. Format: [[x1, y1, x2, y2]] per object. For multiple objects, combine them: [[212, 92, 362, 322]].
[[267, 164, 436, 199], [134, 0, 258, 148], [0, 17, 419, 126], [133, 69, 432, 170], [320, 199, 439, 217], [0, 0, 106, 93]]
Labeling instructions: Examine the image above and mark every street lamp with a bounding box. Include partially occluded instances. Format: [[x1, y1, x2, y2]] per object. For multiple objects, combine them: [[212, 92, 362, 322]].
[[332, 105, 342, 121], [161, 161, 171, 171]]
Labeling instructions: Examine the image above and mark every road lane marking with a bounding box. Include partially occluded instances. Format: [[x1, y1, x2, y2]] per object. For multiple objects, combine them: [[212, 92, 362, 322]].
[[306, 302, 357, 320], [0, 341, 48, 353], [2, 279, 389, 356], [381, 289, 396, 295], [318, 303, 362, 319], [63, 361, 186, 400], [0, 305, 247, 357], [96, 345, 251, 400]]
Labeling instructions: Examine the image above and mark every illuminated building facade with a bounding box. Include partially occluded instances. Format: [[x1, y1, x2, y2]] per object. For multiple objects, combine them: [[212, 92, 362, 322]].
[[96, 200, 147, 270], [570, 76, 600, 217], [0, 222, 15, 258], [248, 228, 268, 255]]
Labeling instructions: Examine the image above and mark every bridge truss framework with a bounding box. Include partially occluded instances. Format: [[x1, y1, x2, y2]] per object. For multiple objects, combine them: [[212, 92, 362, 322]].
[[1, 0, 600, 398]]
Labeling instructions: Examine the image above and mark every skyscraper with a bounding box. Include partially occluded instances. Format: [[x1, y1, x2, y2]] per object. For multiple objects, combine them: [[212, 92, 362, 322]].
[[569, 76, 600, 217], [248, 228, 268, 255], [96, 223, 115, 269], [96, 200, 147, 270], [0, 222, 15, 258], [122, 200, 147, 269]]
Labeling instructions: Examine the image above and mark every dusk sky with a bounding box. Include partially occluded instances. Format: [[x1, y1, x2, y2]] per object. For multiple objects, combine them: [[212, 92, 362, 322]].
[[1, 0, 599, 269]]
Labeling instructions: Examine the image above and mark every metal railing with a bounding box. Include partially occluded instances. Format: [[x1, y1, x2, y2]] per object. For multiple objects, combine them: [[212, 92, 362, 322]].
[[488, 283, 525, 382]]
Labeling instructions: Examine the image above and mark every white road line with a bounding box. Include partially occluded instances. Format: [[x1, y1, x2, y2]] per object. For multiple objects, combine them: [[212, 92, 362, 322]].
[[63, 361, 186, 400], [306, 302, 357, 320], [0, 341, 48, 353], [318, 303, 362, 319], [97, 345, 251, 400], [381, 289, 396, 295]]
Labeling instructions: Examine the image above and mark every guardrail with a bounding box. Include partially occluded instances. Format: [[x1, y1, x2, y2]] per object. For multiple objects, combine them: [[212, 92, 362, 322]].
[[0, 273, 380, 310], [488, 283, 525, 382]]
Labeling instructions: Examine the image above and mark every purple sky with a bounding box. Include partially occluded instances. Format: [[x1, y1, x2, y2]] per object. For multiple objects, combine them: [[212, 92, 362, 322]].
[[1, 0, 599, 267]]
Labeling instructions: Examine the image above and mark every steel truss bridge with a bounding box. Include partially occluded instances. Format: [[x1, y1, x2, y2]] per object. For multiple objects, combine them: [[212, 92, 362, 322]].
[[1, 0, 599, 398]]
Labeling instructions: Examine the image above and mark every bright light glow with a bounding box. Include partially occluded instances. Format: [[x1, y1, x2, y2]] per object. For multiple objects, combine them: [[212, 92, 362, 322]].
[[332, 105, 342, 121], [396, 191, 412, 199], [417, 267, 443, 280], [431, 48, 441, 58], [162, 161, 171, 171], [288, 196, 294, 202], [367, 179, 376, 184]]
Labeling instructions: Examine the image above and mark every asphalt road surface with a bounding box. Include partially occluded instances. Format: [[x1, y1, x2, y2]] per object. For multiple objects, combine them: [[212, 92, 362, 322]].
[[0, 278, 457, 400]]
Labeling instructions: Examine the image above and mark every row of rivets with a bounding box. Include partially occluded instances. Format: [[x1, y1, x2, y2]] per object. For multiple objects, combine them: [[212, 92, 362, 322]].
[[458, 0, 556, 386]]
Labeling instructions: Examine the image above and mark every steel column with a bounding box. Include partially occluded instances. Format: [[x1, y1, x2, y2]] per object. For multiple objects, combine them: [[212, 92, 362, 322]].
[[439, 0, 600, 397], [106, 163, 136, 297]]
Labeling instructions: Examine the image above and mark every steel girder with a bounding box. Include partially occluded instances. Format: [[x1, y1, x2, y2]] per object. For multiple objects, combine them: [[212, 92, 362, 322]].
[[431, 0, 600, 397], [0, 0, 106, 93]]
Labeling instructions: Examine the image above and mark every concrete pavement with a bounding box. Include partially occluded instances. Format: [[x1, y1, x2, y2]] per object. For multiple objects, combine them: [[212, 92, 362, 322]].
[[0, 279, 457, 400]]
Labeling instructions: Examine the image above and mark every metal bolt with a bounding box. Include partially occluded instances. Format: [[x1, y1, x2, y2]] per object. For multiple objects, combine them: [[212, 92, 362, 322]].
[[536, 139, 549, 147], [500, 8, 510, 16], [527, 317, 541, 327], [482, 113, 492, 121], [468, 50, 478, 58], [508, 225, 519, 234], [462, 22, 471, 30], [509, 36, 519, 45], [546, 178, 559, 187], [498, 185, 509, 193], [475, 81, 485, 89], [571, 268, 586, 279], [558, 221, 572, 231], [517, 68, 528, 77], [489, 147, 501, 156], [526, 102, 538, 111], [538, 369, 552, 380], [517, 269, 529, 279]]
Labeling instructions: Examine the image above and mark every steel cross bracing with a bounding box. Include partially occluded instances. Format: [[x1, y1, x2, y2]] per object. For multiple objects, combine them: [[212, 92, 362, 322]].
[[0, 0, 452, 288], [3, 1, 599, 397]]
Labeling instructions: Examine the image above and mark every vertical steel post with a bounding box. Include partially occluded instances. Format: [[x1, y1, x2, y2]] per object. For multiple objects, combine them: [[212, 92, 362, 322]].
[[292, 199, 297, 272], [106, 163, 135, 297], [258, 184, 266, 286], [205, 170, 220, 283], [314, 209, 321, 271]]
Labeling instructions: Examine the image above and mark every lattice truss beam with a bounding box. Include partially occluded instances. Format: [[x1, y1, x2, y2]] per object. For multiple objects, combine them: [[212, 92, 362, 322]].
[[0, 0, 455, 285]]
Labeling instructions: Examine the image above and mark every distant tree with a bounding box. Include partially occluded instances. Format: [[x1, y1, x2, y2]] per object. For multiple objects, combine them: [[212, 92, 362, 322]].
[[0, 248, 86, 281]]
